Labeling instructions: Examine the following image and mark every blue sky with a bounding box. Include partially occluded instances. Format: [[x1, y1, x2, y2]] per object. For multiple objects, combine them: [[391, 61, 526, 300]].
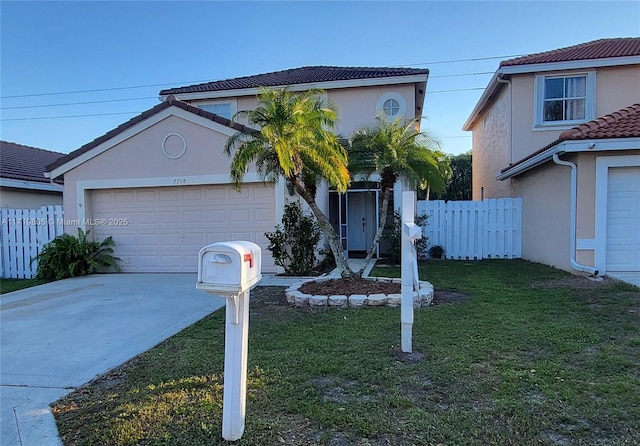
[[1, 1, 638, 156]]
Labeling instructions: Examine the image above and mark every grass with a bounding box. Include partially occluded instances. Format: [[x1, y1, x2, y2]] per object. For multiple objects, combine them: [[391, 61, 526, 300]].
[[0, 278, 50, 294], [52, 260, 640, 445]]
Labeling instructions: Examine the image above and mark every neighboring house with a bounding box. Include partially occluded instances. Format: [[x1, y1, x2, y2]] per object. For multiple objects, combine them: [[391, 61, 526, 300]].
[[46, 66, 429, 273], [463, 38, 640, 278], [0, 140, 64, 208]]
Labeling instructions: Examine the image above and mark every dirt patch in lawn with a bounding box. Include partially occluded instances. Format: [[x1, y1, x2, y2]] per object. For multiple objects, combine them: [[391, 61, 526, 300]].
[[531, 275, 614, 290], [432, 290, 471, 306]]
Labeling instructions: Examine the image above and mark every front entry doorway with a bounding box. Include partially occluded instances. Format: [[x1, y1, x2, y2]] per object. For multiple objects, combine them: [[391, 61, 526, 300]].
[[329, 186, 379, 258]]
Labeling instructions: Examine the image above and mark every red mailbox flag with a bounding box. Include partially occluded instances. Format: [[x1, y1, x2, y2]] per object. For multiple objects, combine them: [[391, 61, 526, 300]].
[[243, 253, 254, 268]]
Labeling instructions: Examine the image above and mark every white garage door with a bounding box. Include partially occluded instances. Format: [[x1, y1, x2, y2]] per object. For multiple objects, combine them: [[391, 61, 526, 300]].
[[606, 166, 640, 272], [90, 184, 275, 273]]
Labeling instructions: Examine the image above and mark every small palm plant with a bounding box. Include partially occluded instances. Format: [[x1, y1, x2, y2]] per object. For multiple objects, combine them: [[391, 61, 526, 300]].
[[32, 228, 121, 281]]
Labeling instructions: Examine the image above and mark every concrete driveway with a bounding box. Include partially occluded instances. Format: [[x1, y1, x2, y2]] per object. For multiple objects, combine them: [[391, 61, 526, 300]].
[[1, 274, 226, 446]]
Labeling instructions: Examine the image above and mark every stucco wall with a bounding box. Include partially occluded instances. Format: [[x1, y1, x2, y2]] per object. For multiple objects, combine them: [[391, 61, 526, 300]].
[[189, 84, 418, 138], [0, 188, 63, 208], [329, 84, 417, 136], [512, 161, 572, 271], [471, 85, 512, 200], [510, 65, 640, 163], [595, 65, 640, 116]]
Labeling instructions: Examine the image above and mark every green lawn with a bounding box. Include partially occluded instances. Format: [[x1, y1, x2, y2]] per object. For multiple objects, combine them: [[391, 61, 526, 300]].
[[0, 278, 50, 294], [53, 260, 640, 445]]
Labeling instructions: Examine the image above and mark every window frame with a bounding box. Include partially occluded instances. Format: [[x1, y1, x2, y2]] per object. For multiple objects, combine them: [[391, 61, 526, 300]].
[[533, 71, 595, 130], [376, 92, 407, 120], [198, 99, 237, 120]]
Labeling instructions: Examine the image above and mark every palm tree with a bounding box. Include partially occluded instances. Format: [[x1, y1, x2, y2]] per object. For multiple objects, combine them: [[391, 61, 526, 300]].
[[224, 87, 356, 279], [349, 116, 451, 276]]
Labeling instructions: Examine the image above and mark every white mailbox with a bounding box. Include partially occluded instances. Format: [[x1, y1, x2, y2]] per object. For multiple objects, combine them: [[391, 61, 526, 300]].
[[195, 240, 262, 441], [196, 241, 262, 295]]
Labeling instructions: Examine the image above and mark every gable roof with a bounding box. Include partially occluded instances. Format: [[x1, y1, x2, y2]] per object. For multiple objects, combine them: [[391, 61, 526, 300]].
[[463, 37, 640, 131], [497, 103, 640, 180], [46, 96, 255, 176], [160, 66, 430, 96], [0, 141, 65, 184], [501, 37, 640, 67]]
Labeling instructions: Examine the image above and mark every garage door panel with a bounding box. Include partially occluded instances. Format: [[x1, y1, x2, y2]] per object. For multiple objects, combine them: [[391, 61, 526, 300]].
[[256, 208, 275, 222], [91, 184, 276, 273], [183, 189, 203, 200], [255, 186, 274, 199], [159, 189, 179, 200], [206, 210, 226, 222], [607, 166, 640, 272], [135, 212, 156, 224], [183, 210, 203, 224], [206, 188, 225, 200], [136, 190, 156, 201]]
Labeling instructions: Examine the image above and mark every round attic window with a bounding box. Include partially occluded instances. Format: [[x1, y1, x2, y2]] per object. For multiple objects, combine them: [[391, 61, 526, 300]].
[[376, 92, 407, 120], [383, 98, 400, 117]]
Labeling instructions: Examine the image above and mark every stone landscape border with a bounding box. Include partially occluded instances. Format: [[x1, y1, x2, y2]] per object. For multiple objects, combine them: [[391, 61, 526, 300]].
[[285, 277, 434, 308]]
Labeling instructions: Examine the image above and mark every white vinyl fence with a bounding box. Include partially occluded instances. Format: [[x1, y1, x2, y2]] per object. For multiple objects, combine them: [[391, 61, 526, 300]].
[[417, 198, 522, 260], [1, 206, 64, 279]]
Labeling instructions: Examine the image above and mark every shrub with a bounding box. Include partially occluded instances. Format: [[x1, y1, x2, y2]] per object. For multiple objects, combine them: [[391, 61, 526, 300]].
[[428, 244, 444, 259], [33, 228, 121, 281], [265, 201, 321, 275], [382, 211, 429, 264]]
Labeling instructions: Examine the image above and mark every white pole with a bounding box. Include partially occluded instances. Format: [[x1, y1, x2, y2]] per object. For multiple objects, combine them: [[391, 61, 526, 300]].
[[401, 190, 416, 353], [221, 290, 250, 441]]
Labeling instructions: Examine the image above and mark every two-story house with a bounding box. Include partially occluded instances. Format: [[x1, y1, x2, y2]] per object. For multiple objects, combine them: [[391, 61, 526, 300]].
[[45, 66, 429, 273], [463, 38, 640, 281]]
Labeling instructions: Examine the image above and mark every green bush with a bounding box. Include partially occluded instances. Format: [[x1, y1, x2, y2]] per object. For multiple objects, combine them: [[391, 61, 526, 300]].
[[382, 211, 429, 264], [33, 228, 121, 281], [428, 244, 444, 259], [265, 201, 320, 275]]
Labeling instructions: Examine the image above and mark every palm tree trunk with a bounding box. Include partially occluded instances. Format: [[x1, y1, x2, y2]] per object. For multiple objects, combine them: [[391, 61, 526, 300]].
[[293, 183, 356, 280], [358, 186, 392, 277]]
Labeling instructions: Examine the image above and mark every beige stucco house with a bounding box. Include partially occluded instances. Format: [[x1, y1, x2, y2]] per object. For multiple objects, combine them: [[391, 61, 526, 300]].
[[46, 66, 429, 273], [463, 38, 640, 279], [0, 141, 64, 208]]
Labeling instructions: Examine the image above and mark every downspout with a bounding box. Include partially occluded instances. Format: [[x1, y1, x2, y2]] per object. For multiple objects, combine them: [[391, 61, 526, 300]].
[[496, 74, 512, 167], [552, 153, 599, 276]]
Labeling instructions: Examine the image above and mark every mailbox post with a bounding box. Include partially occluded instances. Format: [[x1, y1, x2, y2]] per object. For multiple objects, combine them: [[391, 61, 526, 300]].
[[196, 241, 262, 441], [401, 190, 421, 353]]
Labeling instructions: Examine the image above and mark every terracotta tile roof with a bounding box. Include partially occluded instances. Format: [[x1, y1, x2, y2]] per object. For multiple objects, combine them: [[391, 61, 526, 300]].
[[1, 141, 65, 183], [501, 37, 640, 67], [558, 103, 640, 140], [46, 96, 256, 174], [500, 103, 640, 175], [160, 66, 429, 95]]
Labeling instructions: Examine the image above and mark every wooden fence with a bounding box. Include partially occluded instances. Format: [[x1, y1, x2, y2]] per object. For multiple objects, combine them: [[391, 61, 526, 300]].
[[417, 198, 522, 260], [1, 206, 64, 279]]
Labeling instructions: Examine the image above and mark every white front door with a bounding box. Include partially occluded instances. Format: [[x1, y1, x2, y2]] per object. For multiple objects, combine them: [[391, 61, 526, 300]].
[[347, 192, 376, 252]]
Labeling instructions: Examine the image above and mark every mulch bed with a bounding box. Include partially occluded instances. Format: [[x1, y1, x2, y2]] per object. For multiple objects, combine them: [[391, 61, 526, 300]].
[[299, 278, 400, 296]]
